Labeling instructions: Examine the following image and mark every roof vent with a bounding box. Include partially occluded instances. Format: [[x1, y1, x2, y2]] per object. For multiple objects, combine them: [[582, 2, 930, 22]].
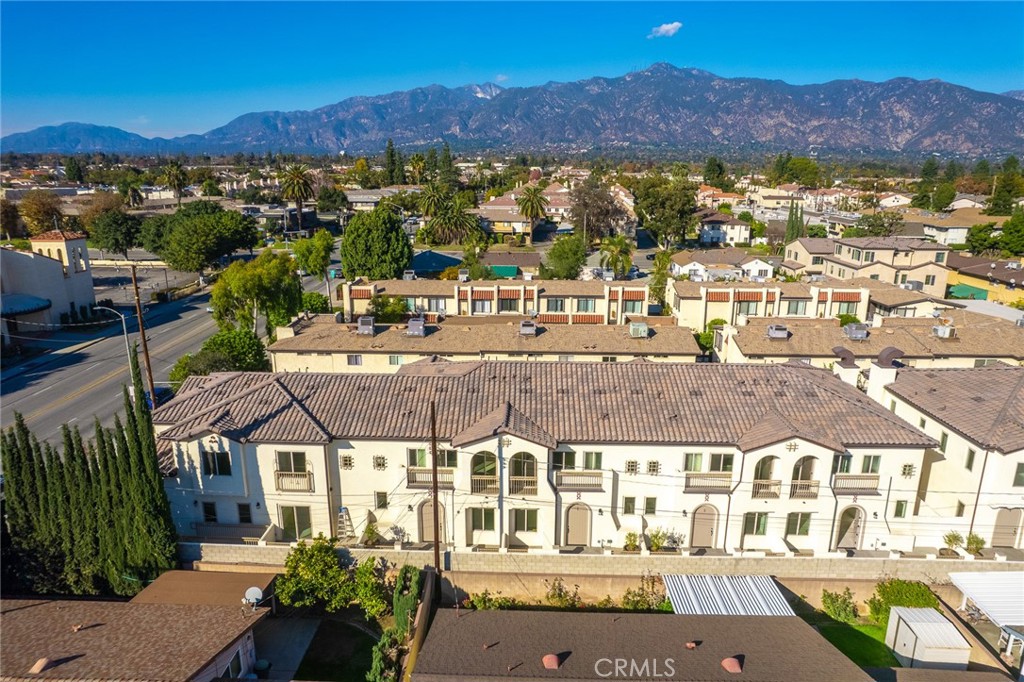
[[899, 280, 924, 291], [722, 656, 743, 674], [767, 324, 789, 340], [519, 320, 537, 336], [29, 658, 52, 674], [629, 321, 649, 338], [458, 268, 470, 282], [357, 316, 375, 336], [877, 346, 905, 368], [402, 270, 416, 281], [843, 323, 869, 340], [809, 274, 825, 282], [407, 317, 426, 337], [542, 653, 562, 670], [685, 641, 700, 650], [932, 324, 956, 339]]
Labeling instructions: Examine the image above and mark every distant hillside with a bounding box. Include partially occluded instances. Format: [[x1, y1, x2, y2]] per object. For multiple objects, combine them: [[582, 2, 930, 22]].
[[1004, 90, 1024, 102], [4, 65, 1024, 156]]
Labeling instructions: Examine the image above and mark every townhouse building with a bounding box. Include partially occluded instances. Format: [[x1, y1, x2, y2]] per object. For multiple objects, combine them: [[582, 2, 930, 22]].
[[714, 310, 1024, 369], [946, 252, 1024, 304], [338, 278, 649, 325], [155, 362, 936, 556], [867, 365, 1024, 550], [696, 212, 752, 246], [269, 316, 699, 372], [669, 249, 775, 281], [664, 280, 870, 330], [781, 236, 951, 298], [471, 203, 534, 244]]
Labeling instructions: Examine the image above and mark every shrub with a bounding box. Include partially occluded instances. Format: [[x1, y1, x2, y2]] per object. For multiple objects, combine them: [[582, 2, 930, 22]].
[[965, 532, 985, 555], [301, 291, 331, 313], [836, 313, 861, 327], [354, 556, 390, 620], [943, 530, 964, 550], [466, 590, 523, 610], [821, 587, 858, 623], [392, 565, 422, 638], [866, 578, 939, 629], [648, 528, 668, 552], [366, 627, 402, 682], [60, 312, 70, 326], [595, 595, 615, 609], [621, 573, 666, 611], [544, 577, 582, 608], [364, 522, 380, 546], [623, 531, 640, 552]]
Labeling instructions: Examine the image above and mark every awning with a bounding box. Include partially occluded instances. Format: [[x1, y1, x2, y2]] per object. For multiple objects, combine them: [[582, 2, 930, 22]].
[[948, 572, 1024, 627], [948, 283, 988, 300], [663, 574, 795, 616], [491, 265, 519, 279], [0, 293, 52, 316]]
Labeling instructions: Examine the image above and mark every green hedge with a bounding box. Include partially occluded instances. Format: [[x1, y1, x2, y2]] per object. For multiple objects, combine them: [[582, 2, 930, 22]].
[[392, 565, 422, 638], [866, 578, 939, 629]]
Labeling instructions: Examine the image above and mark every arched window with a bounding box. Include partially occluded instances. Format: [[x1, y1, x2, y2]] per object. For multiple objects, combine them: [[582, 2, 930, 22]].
[[470, 452, 498, 494], [508, 452, 537, 496]]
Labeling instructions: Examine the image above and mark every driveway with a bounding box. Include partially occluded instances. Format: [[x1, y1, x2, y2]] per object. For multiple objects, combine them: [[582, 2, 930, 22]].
[[253, 617, 321, 680]]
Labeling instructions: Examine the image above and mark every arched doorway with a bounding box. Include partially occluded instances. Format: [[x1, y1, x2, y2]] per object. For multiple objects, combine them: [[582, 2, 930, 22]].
[[419, 500, 446, 544], [691, 504, 718, 548], [992, 508, 1023, 548], [565, 503, 591, 547], [836, 506, 864, 550]]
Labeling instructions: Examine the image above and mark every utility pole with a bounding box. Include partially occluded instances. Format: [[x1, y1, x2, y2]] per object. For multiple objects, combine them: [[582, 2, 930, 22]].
[[430, 400, 441, 575], [130, 264, 157, 403]]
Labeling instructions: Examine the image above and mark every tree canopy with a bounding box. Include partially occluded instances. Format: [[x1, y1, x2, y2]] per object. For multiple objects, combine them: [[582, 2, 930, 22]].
[[210, 250, 303, 336], [18, 190, 63, 235], [169, 327, 270, 391], [157, 202, 259, 275], [540, 234, 587, 280], [636, 180, 697, 248], [340, 205, 413, 280], [569, 177, 626, 240], [293, 229, 337, 305], [89, 209, 141, 258]]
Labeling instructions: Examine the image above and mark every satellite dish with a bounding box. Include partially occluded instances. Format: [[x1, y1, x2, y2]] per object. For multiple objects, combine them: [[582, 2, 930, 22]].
[[243, 586, 264, 605]]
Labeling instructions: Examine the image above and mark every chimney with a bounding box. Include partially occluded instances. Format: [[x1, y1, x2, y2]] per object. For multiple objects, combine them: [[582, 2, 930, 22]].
[[831, 346, 860, 387], [866, 347, 904, 404]]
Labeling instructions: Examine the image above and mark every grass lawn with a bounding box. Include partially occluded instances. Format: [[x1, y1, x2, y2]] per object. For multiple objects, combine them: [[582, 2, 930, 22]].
[[818, 623, 900, 667], [294, 620, 377, 682]]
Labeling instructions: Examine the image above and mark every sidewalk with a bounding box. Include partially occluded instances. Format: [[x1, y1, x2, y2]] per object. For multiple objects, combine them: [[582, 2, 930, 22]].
[[1, 328, 112, 383]]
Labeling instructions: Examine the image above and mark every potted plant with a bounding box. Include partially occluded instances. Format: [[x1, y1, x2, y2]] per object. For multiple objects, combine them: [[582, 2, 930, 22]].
[[648, 528, 674, 553], [623, 531, 640, 553], [391, 526, 406, 550], [941, 530, 963, 558], [965, 532, 985, 556], [363, 522, 380, 548]]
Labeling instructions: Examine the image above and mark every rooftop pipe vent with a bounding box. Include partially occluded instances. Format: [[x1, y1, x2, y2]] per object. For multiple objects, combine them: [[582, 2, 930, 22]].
[[722, 656, 743, 674], [542, 653, 561, 670], [29, 658, 52, 674]]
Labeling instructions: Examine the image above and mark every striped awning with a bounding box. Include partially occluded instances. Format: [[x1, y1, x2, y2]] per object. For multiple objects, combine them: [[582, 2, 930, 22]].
[[832, 292, 862, 302], [736, 291, 762, 302], [663, 574, 796, 616], [472, 290, 493, 300], [707, 291, 731, 302], [350, 288, 373, 300], [0, 293, 52, 316], [498, 289, 521, 299]]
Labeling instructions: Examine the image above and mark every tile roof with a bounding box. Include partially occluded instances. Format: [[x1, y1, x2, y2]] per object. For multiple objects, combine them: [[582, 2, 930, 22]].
[[835, 236, 946, 251], [671, 248, 763, 268], [28, 230, 87, 241], [270, 318, 700, 357], [154, 362, 934, 449], [481, 252, 542, 268], [671, 280, 829, 299], [412, 610, 873, 682], [353, 279, 644, 298], [0, 598, 267, 682], [845, 277, 960, 307], [731, 313, 1024, 363], [947, 252, 1024, 286], [451, 402, 556, 448], [795, 238, 839, 254], [886, 366, 1024, 454]]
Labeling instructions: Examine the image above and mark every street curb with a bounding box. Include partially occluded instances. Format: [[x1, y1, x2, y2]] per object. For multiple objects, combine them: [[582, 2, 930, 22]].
[[1, 335, 110, 383]]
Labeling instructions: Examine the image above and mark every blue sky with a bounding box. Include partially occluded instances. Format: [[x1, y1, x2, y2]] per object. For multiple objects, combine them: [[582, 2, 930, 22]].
[[2, 1, 1023, 139]]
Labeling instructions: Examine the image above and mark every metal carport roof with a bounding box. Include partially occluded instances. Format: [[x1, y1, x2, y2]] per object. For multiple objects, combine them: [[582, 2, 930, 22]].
[[663, 574, 795, 616], [948, 571, 1024, 628]]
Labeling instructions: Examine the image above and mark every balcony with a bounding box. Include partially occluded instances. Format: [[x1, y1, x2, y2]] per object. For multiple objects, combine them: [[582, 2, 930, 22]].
[[509, 476, 538, 496], [470, 474, 499, 494], [406, 467, 454, 489], [832, 473, 880, 494], [275, 470, 314, 493], [191, 522, 269, 545], [789, 480, 820, 499], [751, 479, 781, 499], [684, 472, 733, 493], [554, 469, 603, 491]]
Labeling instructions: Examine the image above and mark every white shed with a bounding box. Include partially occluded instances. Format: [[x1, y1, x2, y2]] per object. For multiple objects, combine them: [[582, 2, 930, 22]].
[[885, 606, 971, 670]]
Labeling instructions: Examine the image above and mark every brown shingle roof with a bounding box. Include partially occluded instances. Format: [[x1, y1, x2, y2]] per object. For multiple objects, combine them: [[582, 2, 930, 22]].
[[886, 366, 1024, 454], [947, 252, 1024, 286], [270, 318, 698, 357], [0, 598, 267, 682], [845, 277, 960, 308], [795, 238, 835, 254], [130, 570, 277, 606], [671, 248, 761, 268], [154, 362, 933, 449], [412, 610, 873, 682]]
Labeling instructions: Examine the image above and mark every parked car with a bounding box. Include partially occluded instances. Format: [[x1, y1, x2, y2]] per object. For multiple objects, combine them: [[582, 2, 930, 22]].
[[645, 253, 657, 260]]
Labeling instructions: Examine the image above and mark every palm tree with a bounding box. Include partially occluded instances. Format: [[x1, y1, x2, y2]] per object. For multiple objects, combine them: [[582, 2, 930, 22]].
[[599, 234, 634, 279], [515, 185, 549, 235], [430, 196, 481, 245], [279, 164, 315, 234], [419, 183, 447, 220], [118, 177, 144, 208], [162, 161, 188, 208], [408, 154, 426, 184]]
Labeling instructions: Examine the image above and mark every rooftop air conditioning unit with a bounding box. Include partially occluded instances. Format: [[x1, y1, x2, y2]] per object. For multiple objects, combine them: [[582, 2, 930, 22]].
[[767, 324, 790, 340], [524, 272, 534, 281], [356, 316, 375, 336], [458, 269, 470, 282], [809, 275, 825, 282], [1016, 317, 1024, 328], [519, 320, 537, 336], [402, 270, 416, 281], [904, 280, 924, 291], [932, 324, 956, 339], [407, 317, 426, 337], [843, 323, 869, 340], [629, 321, 649, 339], [1006, 262, 1021, 270]]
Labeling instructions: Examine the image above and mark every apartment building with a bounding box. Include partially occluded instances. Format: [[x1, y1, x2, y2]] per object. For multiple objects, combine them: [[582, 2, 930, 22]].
[[665, 280, 870, 330], [872, 365, 1024, 550], [782, 237, 951, 298], [338, 278, 649, 325], [669, 249, 775, 281], [715, 311, 1024, 369], [696, 212, 752, 246], [155, 362, 935, 555], [270, 316, 699, 372], [946, 252, 1024, 304]]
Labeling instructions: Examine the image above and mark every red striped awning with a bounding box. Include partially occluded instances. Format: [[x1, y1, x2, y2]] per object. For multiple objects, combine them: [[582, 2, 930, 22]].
[[351, 288, 372, 300], [458, 290, 468, 300], [707, 291, 731, 302], [472, 290, 493, 300], [609, 291, 619, 301], [735, 291, 763, 302], [572, 314, 604, 324], [524, 290, 535, 299], [818, 292, 829, 301], [623, 290, 645, 301], [766, 292, 776, 302], [498, 289, 520, 299], [538, 314, 569, 324], [832, 291, 862, 302]]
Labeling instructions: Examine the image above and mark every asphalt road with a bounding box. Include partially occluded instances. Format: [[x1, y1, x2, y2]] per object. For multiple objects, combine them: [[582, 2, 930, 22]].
[[1, 273, 332, 447]]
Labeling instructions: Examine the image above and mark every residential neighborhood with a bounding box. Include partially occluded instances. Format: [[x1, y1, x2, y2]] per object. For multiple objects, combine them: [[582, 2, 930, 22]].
[[2, 3, 1024, 681]]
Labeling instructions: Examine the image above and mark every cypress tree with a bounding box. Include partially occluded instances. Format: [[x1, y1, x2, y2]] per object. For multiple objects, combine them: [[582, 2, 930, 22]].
[[41, 442, 69, 593]]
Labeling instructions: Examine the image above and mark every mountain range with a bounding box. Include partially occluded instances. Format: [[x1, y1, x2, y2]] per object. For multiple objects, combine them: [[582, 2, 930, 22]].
[[3, 64, 1024, 157]]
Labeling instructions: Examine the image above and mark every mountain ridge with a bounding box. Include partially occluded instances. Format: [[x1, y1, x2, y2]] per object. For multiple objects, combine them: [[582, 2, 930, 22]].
[[3, 64, 1023, 156]]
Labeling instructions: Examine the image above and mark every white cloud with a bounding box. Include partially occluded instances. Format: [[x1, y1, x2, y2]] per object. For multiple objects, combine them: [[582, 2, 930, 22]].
[[495, 74, 509, 83], [647, 21, 682, 39]]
